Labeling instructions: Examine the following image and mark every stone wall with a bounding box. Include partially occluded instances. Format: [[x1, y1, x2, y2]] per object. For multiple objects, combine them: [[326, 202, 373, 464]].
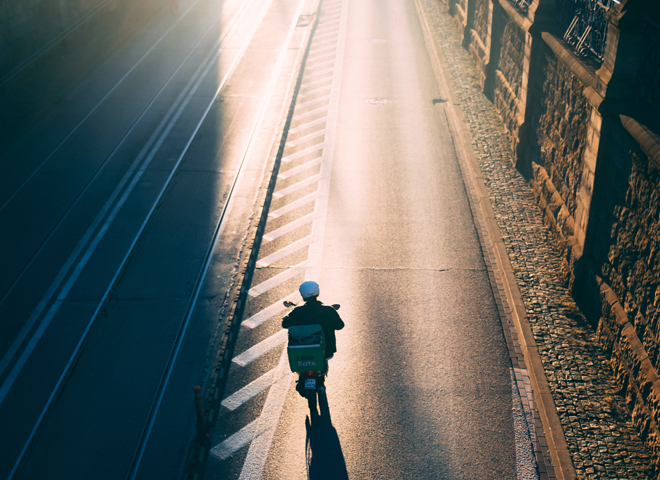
[[445, 0, 660, 468]]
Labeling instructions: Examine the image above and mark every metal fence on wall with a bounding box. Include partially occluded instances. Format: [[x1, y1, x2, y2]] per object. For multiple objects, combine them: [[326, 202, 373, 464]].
[[559, 0, 618, 65]]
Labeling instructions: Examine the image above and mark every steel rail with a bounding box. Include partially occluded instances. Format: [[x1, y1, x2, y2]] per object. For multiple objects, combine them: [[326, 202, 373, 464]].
[[126, 5, 308, 475], [6, 0, 277, 476], [0, 0, 257, 401], [0, 0, 207, 215]]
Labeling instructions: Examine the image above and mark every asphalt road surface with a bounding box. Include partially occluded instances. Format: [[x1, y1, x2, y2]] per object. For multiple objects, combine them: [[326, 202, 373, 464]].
[[207, 0, 538, 479], [0, 0, 539, 478]]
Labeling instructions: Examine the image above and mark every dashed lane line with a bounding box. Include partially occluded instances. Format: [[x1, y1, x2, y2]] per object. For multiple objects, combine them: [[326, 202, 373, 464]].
[[288, 116, 328, 134], [283, 129, 325, 147], [232, 329, 288, 367], [273, 174, 321, 198], [256, 236, 311, 267], [210, 419, 259, 461], [267, 192, 316, 218], [247, 262, 307, 296], [281, 143, 323, 162], [277, 157, 322, 179], [221, 368, 277, 411], [241, 292, 300, 330], [262, 213, 314, 242]]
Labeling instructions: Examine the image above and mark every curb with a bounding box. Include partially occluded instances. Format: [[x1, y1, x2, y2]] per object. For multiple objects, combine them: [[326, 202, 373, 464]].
[[414, 1, 576, 479], [182, 1, 323, 478]]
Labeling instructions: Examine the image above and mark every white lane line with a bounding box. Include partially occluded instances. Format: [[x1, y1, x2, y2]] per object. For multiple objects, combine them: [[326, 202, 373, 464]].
[[262, 213, 313, 242], [291, 106, 330, 123], [222, 368, 277, 411], [256, 236, 311, 267], [210, 419, 258, 460], [288, 116, 327, 134], [303, 65, 334, 78], [232, 329, 288, 367], [299, 76, 332, 90], [238, 349, 292, 480], [285, 130, 325, 148], [304, 59, 335, 70], [235, 1, 349, 477], [278, 158, 322, 180], [298, 85, 332, 99], [248, 263, 306, 297], [295, 94, 330, 109], [241, 292, 300, 329], [305, 51, 336, 63], [281, 143, 323, 163], [308, 44, 337, 56], [268, 192, 316, 218], [273, 174, 320, 199], [0, 0, 254, 404]]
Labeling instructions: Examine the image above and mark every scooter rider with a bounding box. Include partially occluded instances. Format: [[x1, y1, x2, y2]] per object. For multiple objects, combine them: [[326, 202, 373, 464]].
[[282, 281, 344, 359]]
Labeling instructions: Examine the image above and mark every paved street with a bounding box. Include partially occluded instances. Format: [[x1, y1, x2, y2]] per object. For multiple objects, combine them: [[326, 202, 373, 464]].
[[1, 0, 653, 478]]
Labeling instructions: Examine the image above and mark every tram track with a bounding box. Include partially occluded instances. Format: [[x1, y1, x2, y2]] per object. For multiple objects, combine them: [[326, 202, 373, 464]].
[[0, 0, 256, 385], [3, 0, 312, 476]]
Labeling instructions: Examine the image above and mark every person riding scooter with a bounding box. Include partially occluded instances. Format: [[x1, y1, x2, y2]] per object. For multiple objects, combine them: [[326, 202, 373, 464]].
[[282, 281, 344, 359]]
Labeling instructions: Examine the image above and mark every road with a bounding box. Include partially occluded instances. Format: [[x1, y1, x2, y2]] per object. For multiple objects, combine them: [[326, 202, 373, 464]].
[[0, 0, 540, 478], [207, 0, 539, 479]]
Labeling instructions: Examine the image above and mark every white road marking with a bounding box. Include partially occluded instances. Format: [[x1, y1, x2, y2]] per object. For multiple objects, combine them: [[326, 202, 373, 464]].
[[235, 2, 348, 478], [267, 192, 316, 218], [241, 292, 300, 329], [273, 174, 320, 198], [298, 75, 332, 89], [304, 58, 335, 70], [294, 94, 331, 109], [210, 419, 259, 460], [288, 115, 327, 133], [237, 349, 293, 480], [262, 213, 314, 242], [278, 157, 322, 179], [248, 263, 307, 296], [284, 129, 325, 147], [302, 65, 334, 77], [256, 236, 311, 267], [297, 84, 332, 99], [281, 143, 323, 162], [222, 368, 277, 411], [291, 105, 330, 122], [232, 329, 288, 367]]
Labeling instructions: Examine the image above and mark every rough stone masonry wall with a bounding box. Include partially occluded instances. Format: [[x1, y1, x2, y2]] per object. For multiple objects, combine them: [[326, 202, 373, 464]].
[[597, 144, 660, 463], [468, 0, 491, 84], [492, 11, 526, 154], [446, 0, 660, 470]]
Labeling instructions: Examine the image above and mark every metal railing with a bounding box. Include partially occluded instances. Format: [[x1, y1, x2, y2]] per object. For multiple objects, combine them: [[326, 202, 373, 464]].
[[560, 0, 618, 64], [507, 0, 532, 14]]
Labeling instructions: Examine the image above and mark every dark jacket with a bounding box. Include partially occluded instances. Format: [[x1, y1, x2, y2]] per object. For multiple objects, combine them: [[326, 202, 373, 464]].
[[282, 299, 345, 357]]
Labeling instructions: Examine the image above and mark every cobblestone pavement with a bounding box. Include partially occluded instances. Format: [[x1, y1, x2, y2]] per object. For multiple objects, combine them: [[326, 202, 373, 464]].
[[420, 1, 655, 479]]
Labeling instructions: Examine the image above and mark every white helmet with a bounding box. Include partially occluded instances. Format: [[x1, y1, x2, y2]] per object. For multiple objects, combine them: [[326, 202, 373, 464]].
[[299, 280, 320, 300]]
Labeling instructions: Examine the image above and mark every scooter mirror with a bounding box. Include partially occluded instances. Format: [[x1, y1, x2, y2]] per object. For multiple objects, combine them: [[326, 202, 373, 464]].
[[331, 304, 340, 310], [283, 300, 297, 308]]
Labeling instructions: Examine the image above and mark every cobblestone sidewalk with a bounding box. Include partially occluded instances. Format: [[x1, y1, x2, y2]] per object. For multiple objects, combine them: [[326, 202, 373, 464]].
[[420, 1, 655, 479]]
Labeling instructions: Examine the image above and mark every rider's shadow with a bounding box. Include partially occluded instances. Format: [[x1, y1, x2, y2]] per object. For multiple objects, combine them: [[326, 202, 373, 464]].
[[305, 394, 349, 480]]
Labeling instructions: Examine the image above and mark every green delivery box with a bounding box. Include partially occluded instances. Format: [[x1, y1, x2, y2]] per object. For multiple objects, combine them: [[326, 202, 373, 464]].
[[287, 325, 326, 372]]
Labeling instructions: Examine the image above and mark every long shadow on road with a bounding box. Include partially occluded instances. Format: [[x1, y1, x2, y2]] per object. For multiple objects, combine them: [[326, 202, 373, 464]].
[[305, 393, 349, 480]]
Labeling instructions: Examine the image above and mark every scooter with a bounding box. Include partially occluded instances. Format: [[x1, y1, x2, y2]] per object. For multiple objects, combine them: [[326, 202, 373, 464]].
[[283, 300, 339, 410]]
